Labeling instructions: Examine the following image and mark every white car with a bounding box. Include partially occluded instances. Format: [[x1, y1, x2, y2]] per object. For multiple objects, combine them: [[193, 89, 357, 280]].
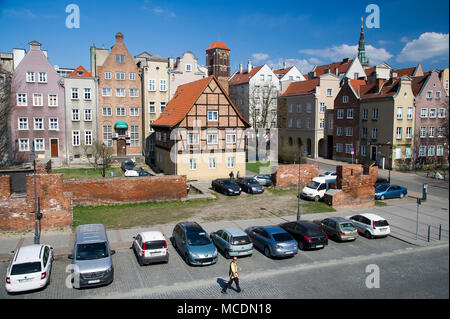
[[124, 169, 139, 177], [5, 244, 53, 293], [319, 171, 337, 177], [132, 231, 169, 266], [345, 213, 390, 239]]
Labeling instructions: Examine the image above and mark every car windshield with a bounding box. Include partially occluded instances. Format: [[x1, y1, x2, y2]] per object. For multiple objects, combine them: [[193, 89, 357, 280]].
[[187, 232, 211, 246], [340, 223, 356, 231], [375, 220, 389, 227], [376, 184, 390, 191], [306, 181, 320, 190], [222, 180, 236, 186], [144, 240, 165, 250], [306, 226, 324, 236], [11, 262, 42, 275], [76, 242, 109, 260], [247, 179, 260, 186], [272, 232, 293, 242], [231, 235, 251, 245]]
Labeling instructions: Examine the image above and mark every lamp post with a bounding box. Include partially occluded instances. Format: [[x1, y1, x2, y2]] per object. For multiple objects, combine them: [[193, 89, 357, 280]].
[[30, 142, 39, 244], [295, 154, 301, 222]]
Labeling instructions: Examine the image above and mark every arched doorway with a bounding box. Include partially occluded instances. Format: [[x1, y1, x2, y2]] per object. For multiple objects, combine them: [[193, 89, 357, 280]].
[[306, 138, 312, 155], [318, 138, 327, 158]]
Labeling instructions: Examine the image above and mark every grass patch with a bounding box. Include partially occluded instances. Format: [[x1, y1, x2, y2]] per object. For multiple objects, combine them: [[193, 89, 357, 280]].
[[53, 167, 124, 179], [300, 201, 336, 214], [267, 187, 299, 196], [246, 161, 277, 174], [374, 200, 387, 206]]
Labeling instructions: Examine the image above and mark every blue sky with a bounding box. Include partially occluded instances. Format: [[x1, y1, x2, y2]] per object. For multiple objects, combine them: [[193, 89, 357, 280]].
[[0, 0, 448, 74]]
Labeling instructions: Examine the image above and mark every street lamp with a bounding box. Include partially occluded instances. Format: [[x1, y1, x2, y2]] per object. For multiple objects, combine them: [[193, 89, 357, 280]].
[[295, 154, 301, 222], [29, 142, 39, 244]]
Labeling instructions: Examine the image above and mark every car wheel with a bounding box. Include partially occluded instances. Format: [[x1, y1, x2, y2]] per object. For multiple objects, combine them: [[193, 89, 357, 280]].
[[299, 241, 305, 250], [184, 253, 190, 265], [225, 250, 230, 259], [138, 256, 144, 266], [314, 196, 320, 202], [380, 195, 385, 200], [400, 193, 405, 199], [264, 246, 271, 258], [365, 231, 373, 239]]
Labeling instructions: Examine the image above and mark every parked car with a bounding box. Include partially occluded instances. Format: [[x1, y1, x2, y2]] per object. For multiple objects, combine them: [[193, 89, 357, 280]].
[[236, 177, 264, 194], [211, 178, 241, 196], [132, 231, 169, 266], [313, 217, 358, 241], [319, 171, 337, 177], [135, 168, 154, 177], [375, 184, 407, 200], [279, 221, 328, 250], [210, 228, 253, 259], [245, 226, 298, 258], [375, 177, 389, 187], [5, 244, 54, 293], [124, 169, 139, 177], [253, 174, 272, 186], [68, 224, 116, 288], [301, 176, 336, 201], [345, 213, 390, 239], [172, 222, 218, 266], [121, 159, 135, 172]]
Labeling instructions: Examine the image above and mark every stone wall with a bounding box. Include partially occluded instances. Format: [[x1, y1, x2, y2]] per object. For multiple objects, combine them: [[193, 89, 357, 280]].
[[272, 164, 319, 189], [62, 175, 187, 206]]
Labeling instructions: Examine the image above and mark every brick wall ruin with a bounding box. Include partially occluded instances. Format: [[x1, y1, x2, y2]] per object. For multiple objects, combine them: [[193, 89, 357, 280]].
[[272, 164, 319, 189]]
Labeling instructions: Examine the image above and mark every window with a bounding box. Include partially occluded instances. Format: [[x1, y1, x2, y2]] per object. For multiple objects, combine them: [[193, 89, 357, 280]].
[[105, 72, 112, 80], [306, 120, 311, 129], [160, 102, 166, 113], [149, 102, 156, 113], [19, 139, 29, 152], [320, 119, 325, 129], [407, 107, 413, 119], [320, 102, 326, 113], [84, 109, 92, 121], [227, 157, 235, 169], [288, 104, 293, 113], [288, 118, 293, 128], [207, 111, 218, 121], [429, 108, 436, 118], [346, 127, 353, 136], [17, 93, 27, 106], [72, 109, 80, 121], [32, 93, 43, 106], [115, 54, 125, 63], [420, 127, 426, 138], [260, 74, 265, 81], [372, 128, 377, 139], [329, 119, 333, 129], [446, 80, 449, 90], [345, 144, 352, 154], [148, 79, 156, 91], [84, 88, 91, 100], [396, 127, 402, 139], [130, 107, 139, 116], [337, 109, 344, 119], [71, 88, 79, 99], [361, 127, 367, 138], [103, 125, 112, 147], [72, 131, 80, 146], [49, 118, 59, 130], [160, 79, 167, 91], [207, 134, 218, 145], [188, 133, 199, 145], [38, 72, 47, 83], [347, 108, 353, 119], [185, 64, 192, 72], [336, 127, 343, 136], [419, 146, 426, 157], [395, 148, 402, 159], [426, 91, 432, 99], [116, 107, 126, 116], [296, 104, 301, 113], [102, 88, 112, 96], [362, 109, 368, 120], [34, 118, 43, 130], [326, 88, 333, 97], [406, 127, 412, 139], [129, 73, 136, 80], [34, 138, 44, 151], [102, 107, 112, 116], [361, 145, 366, 156], [429, 127, 435, 138], [406, 147, 412, 159], [306, 103, 312, 113], [129, 88, 139, 97], [208, 157, 216, 169], [437, 145, 444, 156], [18, 117, 28, 130], [26, 72, 35, 82], [130, 125, 139, 147], [226, 133, 236, 144], [420, 108, 428, 118], [343, 95, 349, 103], [296, 119, 301, 128], [336, 143, 343, 153], [372, 108, 378, 120], [436, 91, 441, 99], [438, 108, 446, 118], [116, 88, 125, 97], [438, 127, 444, 137], [84, 130, 92, 145], [428, 145, 435, 156], [189, 158, 197, 170], [115, 72, 125, 80], [397, 107, 403, 119]]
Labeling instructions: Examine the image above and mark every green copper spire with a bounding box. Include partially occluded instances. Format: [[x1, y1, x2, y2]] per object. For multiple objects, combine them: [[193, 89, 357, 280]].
[[358, 17, 370, 67]]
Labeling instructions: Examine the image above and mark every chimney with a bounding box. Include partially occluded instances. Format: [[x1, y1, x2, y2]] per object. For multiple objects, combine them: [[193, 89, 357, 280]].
[[13, 48, 26, 69], [343, 58, 349, 64], [283, 61, 286, 69], [239, 63, 243, 73], [335, 68, 339, 75], [115, 32, 124, 42], [247, 60, 252, 72], [392, 72, 398, 79]]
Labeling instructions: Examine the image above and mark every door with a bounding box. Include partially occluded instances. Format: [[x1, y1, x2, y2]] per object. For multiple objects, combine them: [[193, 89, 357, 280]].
[[50, 139, 58, 158], [117, 139, 126, 157], [370, 146, 377, 161]]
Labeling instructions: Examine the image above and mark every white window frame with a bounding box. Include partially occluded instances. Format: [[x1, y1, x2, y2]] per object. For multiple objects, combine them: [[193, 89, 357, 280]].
[[438, 108, 446, 118], [296, 104, 301, 113], [72, 109, 80, 121], [129, 88, 139, 97], [102, 107, 112, 116], [160, 79, 167, 92], [116, 107, 126, 116], [346, 108, 353, 119], [437, 145, 444, 156], [18, 117, 28, 130], [427, 145, 435, 156], [396, 107, 403, 119], [149, 102, 156, 114], [84, 88, 91, 100], [396, 127, 402, 139], [337, 109, 344, 119], [18, 138, 29, 152], [187, 133, 200, 145], [116, 88, 125, 97], [429, 108, 437, 118], [362, 109, 368, 120], [336, 127, 343, 136], [84, 130, 92, 146], [72, 130, 80, 146], [130, 125, 139, 147], [420, 127, 426, 138], [227, 156, 235, 169], [208, 157, 216, 169], [34, 117, 44, 130], [38, 72, 47, 83], [226, 133, 237, 144], [32, 93, 43, 106], [336, 143, 343, 153], [84, 109, 92, 121], [102, 87, 112, 96], [429, 127, 435, 138], [420, 108, 428, 118], [115, 72, 125, 80], [346, 127, 353, 137], [26, 71, 35, 82], [104, 72, 112, 80], [34, 138, 45, 151], [372, 108, 378, 120], [129, 72, 136, 81], [372, 128, 377, 139], [407, 107, 413, 119], [326, 88, 333, 97], [343, 95, 349, 103], [130, 107, 139, 116], [17, 93, 27, 106], [406, 127, 412, 139], [49, 118, 59, 131], [419, 146, 426, 157], [185, 64, 192, 72], [207, 111, 218, 121], [320, 102, 326, 113], [71, 88, 79, 99], [189, 158, 197, 170], [207, 133, 218, 145], [148, 79, 156, 91], [160, 102, 166, 113]]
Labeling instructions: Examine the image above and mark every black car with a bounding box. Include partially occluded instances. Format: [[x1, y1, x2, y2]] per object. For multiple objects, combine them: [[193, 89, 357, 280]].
[[375, 177, 389, 187], [279, 221, 328, 250], [121, 159, 135, 172], [236, 178, 264, 194], [211, 179, 241, 196]]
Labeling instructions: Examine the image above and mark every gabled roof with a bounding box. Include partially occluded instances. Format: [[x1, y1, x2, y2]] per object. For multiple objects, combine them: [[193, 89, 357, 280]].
[[151, 75, 249, 128], [359, 78, 401, 99], [313, 59, 353, 77], [411, 75, 429, 96], [392, 67, 416, 78], [229, 65, 264, 85], [273, 67, 293, 75], [69, 65, 93, 78], [206, 41, 231, 51], [280, 78, 320, 97], [349, 79, 367, 97]]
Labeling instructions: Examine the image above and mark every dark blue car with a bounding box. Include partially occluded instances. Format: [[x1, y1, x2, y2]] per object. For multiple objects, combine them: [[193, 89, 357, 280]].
[[375, 184, 407, 200]]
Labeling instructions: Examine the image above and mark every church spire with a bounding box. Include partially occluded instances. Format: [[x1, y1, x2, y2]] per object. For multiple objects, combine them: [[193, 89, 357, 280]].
[[358, 17, 370, 68]]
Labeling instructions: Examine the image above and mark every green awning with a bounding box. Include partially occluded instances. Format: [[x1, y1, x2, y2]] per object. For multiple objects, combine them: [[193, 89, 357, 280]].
[[114, 120, 128, 129]]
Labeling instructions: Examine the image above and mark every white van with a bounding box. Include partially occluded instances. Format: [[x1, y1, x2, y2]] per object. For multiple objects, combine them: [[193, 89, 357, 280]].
[[301, 176, 336, 202]]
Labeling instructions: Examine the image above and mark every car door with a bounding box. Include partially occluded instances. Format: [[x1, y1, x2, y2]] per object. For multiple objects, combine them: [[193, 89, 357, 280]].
[[294, 224, 307, 244], [212, 230, 223, 249], [221, 231, 230, 251], [42, 246, 50, 278], [318, 183, 327, 197], [133, 234, 142, 256], [350, 216, 363, 231], [250, 228, 262, 249], [360, 216, 371, 232], [321, 219, 332, 236]]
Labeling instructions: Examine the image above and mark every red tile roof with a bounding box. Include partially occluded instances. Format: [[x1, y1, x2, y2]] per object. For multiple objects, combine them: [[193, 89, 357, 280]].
[[313, 59, 353, 77], [206, 41, 230, 51], [391, 67, 415, 78], [280, 78, 320, 97], [151, 76, 249, 128], [69, 65, 93, 78], [273, 67, 292, 75], [349, 79, 367, 96], [364, 67, 375, 77], [229, 65, 264, 85], [411, 75, 429, 96], [359, 78, 400, 99]]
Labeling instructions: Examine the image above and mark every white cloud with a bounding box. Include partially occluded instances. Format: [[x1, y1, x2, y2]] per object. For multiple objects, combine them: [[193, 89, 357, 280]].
[[267, 58, 315, 74], [400, 36, 409, 43], [299, 44, 393, 65], [142, 2, 176, 18], [308, 57, 322, 65], [251, 53, 269, 62], [396, 32, 449, 63]]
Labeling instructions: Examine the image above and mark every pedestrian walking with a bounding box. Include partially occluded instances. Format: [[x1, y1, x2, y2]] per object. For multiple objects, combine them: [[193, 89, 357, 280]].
[[236, 171, 240, 179], [221, 256, 242, 294], [229, 171, 234, 180]]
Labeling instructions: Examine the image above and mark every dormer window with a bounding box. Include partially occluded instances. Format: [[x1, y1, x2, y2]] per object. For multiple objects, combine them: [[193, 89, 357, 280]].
[[77, 70, 84, 76]]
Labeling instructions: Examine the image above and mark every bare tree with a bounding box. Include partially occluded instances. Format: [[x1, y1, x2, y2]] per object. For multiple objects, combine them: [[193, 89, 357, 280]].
[[81, 139, 114, 174], [0, 71, 12, 167], [248, 81, 278, 129]]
